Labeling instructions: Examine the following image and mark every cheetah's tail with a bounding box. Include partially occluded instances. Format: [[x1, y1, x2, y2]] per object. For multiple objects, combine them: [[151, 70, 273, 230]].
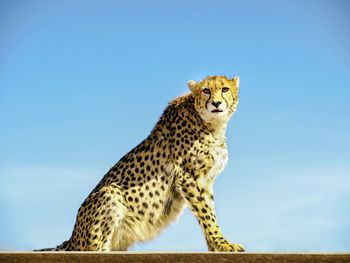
[[33, 247, 58, 251], [34, 240, 70, 251]]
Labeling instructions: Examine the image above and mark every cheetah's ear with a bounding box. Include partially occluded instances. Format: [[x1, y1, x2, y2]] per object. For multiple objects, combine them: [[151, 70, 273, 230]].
[[187, 80, 198, 92], [232, 76, 240, 88]]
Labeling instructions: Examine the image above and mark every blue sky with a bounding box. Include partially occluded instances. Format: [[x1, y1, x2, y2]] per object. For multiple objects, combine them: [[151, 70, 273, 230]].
[[0, 0, 349, 252]]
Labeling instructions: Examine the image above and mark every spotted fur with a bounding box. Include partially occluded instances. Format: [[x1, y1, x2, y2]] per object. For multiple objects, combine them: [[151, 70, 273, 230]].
[[38, 75, 244, 252]]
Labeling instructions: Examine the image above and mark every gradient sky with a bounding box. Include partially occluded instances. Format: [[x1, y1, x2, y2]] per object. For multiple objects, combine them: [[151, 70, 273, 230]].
[[0, 0, 349, 252]]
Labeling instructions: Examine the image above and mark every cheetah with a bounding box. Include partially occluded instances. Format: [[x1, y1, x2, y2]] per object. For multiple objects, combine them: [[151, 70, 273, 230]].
[[38, 75, 245, 252]]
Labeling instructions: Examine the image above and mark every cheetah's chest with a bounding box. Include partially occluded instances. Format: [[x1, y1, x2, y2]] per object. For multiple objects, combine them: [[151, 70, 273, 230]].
[[208, 144, 228, 180]]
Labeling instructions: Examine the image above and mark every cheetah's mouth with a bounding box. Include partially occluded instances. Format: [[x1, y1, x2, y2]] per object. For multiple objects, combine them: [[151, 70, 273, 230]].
[[211, 109, 223, 113]]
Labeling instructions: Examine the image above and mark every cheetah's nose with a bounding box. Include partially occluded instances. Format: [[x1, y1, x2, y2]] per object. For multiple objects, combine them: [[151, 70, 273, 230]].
[[212, 101, 222, 108]]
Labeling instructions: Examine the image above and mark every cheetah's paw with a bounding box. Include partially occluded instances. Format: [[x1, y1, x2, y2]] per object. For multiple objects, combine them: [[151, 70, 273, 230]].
[[218, 243, 245, 252]]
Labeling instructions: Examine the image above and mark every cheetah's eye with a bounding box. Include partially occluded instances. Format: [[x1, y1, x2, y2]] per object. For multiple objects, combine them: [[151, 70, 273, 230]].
[[222, 87, 230, 93], [202, 88, 211, 95]]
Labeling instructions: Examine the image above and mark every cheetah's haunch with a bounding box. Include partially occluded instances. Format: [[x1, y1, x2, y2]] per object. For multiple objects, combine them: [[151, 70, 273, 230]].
[[39, 75, 244, 252]]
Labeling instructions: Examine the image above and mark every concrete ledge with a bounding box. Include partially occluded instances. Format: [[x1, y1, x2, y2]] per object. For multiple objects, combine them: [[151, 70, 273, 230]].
[[0, 252, 349, 263]]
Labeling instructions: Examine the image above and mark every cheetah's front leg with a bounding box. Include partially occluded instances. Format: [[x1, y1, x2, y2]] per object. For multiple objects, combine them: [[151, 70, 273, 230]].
[[177, 173, 245, 252]]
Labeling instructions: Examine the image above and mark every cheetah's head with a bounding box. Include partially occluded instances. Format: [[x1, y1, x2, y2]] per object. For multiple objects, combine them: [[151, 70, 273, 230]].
[[188, 75, 239, 123]]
